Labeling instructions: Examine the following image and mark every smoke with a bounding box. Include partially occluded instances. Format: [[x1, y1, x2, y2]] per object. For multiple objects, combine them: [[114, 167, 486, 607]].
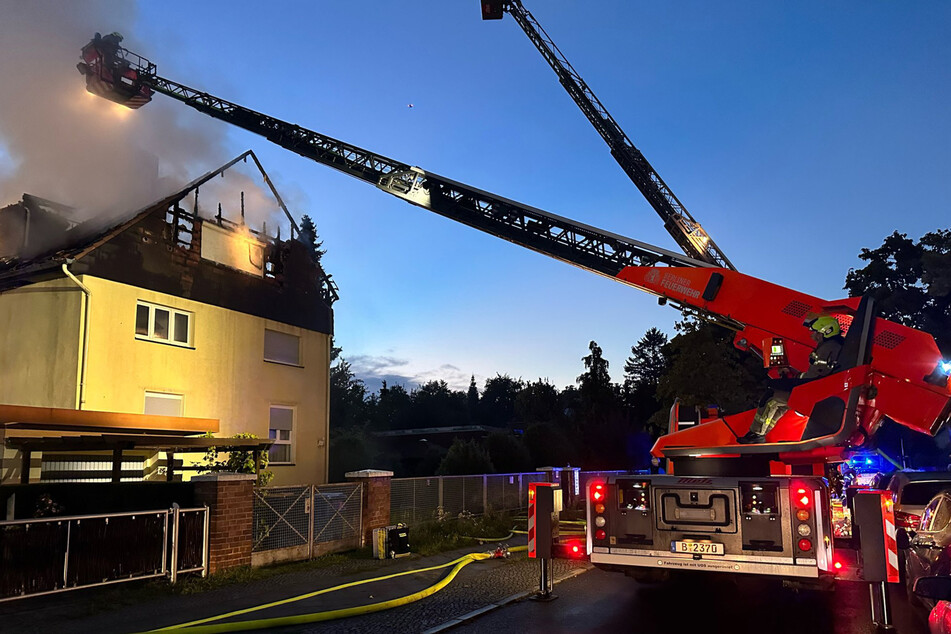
[[184, 161, 293, 240], [0, 0, 230, 222]]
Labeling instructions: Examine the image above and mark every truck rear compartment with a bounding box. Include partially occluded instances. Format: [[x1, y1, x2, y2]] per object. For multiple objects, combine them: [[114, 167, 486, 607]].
[[589, 475, 833, 578]]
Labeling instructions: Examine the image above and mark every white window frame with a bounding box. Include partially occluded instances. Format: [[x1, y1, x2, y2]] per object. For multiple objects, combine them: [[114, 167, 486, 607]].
[[136, 301, 193, 347], [268, 405, 295, 465]]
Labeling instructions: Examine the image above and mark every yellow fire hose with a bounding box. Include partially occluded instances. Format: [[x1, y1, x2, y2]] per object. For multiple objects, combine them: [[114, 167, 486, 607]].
[[148, 545, 528, 633]]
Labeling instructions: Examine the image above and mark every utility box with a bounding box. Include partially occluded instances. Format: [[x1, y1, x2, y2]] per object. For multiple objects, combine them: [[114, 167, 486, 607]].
[[529, 482, 562, 559], [372, 524, 411, 560]]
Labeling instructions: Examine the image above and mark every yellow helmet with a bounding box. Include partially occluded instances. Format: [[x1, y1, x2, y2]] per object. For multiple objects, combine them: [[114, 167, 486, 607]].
[[810, 316, 841, 339]]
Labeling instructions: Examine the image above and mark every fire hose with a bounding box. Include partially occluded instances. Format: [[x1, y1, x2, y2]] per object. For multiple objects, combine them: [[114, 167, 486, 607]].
[[148, 545, 528, 633]]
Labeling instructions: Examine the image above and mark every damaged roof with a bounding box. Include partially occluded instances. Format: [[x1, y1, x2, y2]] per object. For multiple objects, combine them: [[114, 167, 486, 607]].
[[0, 151, 337, 332], [0, 150, 335, 296]]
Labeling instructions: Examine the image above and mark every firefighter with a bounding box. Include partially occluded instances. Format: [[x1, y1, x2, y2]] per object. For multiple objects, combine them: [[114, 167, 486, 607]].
[[738, 316, 845, 443]]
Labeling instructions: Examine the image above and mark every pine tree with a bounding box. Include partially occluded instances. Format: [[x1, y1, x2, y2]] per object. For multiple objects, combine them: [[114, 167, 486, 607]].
[[467, 375, 479, 420], [298, 214, 326, 265]]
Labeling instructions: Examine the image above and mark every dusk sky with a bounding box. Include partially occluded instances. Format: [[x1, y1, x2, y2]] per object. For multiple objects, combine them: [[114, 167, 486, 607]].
[[2, 1, 949, 393]]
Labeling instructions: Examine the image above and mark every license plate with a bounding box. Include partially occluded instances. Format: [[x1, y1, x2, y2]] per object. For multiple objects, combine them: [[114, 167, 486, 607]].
[[671, 540, 725, 556]]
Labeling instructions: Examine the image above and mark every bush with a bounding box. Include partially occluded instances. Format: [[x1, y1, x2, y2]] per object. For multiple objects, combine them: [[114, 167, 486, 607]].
[[409, 511, 513, 556]]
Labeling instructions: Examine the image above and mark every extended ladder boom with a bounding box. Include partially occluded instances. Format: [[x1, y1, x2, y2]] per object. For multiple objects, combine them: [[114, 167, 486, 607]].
[[482, 1, 735, 270], [78, 38, 710, 285]]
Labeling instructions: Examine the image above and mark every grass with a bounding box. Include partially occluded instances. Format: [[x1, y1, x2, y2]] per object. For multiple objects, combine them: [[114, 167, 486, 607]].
[[409, 511, 516, 556], [45, 512, 518, 617]]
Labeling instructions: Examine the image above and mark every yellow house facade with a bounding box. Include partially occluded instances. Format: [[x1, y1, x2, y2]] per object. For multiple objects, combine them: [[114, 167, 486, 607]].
[[0, 154, 337, 486]]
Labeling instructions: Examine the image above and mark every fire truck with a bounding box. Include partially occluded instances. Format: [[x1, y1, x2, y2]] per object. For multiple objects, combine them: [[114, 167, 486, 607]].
[[75, 21, 951, 588]]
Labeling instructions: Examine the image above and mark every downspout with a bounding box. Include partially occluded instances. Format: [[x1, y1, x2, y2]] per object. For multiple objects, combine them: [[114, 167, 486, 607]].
[[62, 262, 90, 410]]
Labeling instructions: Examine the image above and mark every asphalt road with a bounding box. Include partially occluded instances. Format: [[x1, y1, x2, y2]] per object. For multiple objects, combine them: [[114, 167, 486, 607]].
[[452, 568, 931, 634]]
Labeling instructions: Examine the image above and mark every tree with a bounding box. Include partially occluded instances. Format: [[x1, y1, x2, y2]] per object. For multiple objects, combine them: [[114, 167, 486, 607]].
[[486, 432, 532, 473], [329, 343, 367, 431], [653, 320, 767, 431], [328, 427, 375, 482], [410, 380, 468, 428], [515, 379, 561, 425], [466, 375, 479, 419], [370, 380, 412, 431], [479, 374, 524, 426], [297, 214, 326, 265], [623, 327, 669, 423], [845, 229, 951, 355], [624, 327, 669, 393], [436, 439, 494, 475], [577, 340, 617, 413]]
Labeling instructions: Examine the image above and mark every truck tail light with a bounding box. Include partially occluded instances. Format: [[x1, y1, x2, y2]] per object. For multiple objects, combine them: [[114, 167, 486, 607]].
[[895, 511, 921, 530], [794, 486, 811, 508], [798, 538, 813, 551], [595, 529, 606, 540], [591, 482, 605, 502]]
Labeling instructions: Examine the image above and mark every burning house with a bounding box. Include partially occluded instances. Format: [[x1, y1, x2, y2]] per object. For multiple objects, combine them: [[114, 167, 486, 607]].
[[0, 151, 337, 486]]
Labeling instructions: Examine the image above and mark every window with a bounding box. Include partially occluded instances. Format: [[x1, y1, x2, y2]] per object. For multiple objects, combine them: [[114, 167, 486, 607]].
[[264, 329, 300, 365], [144, 391, 183, 417], [268, 405, 294, 464], [136, 301, 192, 346], [930, 498, 951, 534]]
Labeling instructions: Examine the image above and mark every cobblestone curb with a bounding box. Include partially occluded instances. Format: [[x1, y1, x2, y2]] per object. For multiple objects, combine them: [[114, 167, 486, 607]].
[[421, 562, 593, 633]]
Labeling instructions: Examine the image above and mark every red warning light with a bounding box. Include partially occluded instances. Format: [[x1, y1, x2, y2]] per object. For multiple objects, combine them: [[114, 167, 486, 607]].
[[834, 561, 843, 570], [794, 486, 811, 508], [591, 482, 605, 502]]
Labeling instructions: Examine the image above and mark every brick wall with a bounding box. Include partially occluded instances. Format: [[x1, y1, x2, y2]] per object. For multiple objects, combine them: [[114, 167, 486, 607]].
[[345, 469, 392, 545], [193, 473, 256, 574]]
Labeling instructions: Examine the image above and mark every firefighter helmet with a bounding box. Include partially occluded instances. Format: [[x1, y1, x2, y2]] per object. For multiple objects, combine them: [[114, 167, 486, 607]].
[[810, 316, 841, 339]]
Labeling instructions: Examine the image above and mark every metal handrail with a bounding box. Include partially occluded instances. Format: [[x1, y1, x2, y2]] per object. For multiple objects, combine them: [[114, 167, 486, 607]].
[[0, 508, 169, 526]]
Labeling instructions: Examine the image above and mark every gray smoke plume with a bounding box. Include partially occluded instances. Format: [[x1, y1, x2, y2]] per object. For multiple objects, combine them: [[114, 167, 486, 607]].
[[0, 0, 230, 221]]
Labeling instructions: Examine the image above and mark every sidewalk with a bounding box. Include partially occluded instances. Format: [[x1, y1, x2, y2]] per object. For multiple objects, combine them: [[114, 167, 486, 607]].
[[0, 546, 590, 634]]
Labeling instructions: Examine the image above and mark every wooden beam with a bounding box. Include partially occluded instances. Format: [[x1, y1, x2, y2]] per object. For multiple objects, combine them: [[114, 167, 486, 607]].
[[112, 447, 123, 483], [19, 449, 31, 484], [0, 404, 219, 434]]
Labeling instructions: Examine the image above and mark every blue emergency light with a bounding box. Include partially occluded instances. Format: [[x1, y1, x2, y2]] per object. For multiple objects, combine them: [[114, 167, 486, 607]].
[[941, 360, 951, 375]]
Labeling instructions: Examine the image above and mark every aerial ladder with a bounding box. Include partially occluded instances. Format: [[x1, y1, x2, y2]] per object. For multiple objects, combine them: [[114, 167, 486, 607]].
[[77, 31, 950, 587], [480, 1, 735, 270]]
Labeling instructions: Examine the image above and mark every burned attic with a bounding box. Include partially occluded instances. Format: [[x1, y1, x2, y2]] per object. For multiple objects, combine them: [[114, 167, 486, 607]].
[[0, 151, 337, 486]]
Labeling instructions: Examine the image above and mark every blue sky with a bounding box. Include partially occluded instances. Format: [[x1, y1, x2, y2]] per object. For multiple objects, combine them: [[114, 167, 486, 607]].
[[6, 1, 949, 393]]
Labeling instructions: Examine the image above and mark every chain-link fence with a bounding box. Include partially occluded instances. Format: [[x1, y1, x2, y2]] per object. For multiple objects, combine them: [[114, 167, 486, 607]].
[[313, 483, 362, 544], [253, 486, 311, 552], [252, 483, 362, 561], [390, 470, 630, 527], [579, 470, 627, 499], [391, 472, 549, 526]]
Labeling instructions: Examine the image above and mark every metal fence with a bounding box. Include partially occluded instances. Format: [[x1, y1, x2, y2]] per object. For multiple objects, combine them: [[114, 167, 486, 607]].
[[391, 472, 547, 526], [0, 505, 207, 602], [252, 483, 362, 559], [390, 470, 630, 526]]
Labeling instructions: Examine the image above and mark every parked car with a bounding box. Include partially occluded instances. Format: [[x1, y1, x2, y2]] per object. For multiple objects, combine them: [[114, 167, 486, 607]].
[[914, 576, 951, 634], [906, 491, 951, 633], [888, 472, 951, 537]]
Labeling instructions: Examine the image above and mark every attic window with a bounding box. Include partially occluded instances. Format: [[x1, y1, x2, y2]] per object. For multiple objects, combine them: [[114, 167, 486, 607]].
[[136, 301, 192, 347]]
